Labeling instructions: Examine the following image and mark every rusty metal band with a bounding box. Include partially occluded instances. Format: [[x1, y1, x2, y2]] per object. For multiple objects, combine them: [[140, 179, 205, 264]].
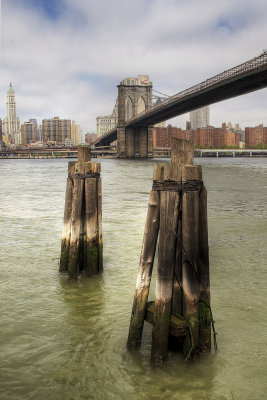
[[69, 172, 100, 179], [152, 179, 204, 192]]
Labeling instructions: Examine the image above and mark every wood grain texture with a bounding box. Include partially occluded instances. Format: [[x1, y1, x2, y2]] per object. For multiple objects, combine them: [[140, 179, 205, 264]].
[[127, 190, 160, 349]]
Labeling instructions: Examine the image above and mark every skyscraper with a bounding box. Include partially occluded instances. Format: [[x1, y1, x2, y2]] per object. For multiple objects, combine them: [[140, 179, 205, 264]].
[[189, 106, 210, 130], [71, 121, 83, 145], [21, 121, 36, 145], [2, 82, 20, 143], [42, 116, 71, 144]]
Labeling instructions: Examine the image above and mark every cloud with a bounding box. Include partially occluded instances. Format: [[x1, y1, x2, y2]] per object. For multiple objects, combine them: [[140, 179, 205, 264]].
[[1, 0, 267, 133]]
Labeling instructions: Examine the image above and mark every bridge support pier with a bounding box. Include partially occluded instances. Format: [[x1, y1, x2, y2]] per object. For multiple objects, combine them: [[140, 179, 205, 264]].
[[117, 126, 154, 158]]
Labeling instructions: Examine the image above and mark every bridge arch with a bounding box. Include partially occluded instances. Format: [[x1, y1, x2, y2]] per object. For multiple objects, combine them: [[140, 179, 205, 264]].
[[137, 96, 146, 114], [125, 96, 134, 121]]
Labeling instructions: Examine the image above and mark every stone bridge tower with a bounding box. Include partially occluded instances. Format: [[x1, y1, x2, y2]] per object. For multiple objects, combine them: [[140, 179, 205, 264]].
[[117, 75, 154, 157]]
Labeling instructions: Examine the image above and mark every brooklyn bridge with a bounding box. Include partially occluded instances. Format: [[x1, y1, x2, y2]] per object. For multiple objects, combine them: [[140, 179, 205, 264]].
[[93, 51, 267, 158]]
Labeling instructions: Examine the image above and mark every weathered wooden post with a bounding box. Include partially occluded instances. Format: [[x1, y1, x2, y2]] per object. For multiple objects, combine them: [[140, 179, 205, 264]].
[[127, 138, 213, 363], [127, 183, 160, 349], [59, 145, 103, 278]]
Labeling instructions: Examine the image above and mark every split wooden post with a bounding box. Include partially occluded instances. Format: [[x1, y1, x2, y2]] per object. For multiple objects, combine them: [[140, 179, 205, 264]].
[[151, 185, 179, 363], [127, 166, 162, 349], [68, 161, 85, 278], [59, 145, 103, 278], [59, 162, 75, 272], [198, 188, 211, 351], [84, 161, 102, 276], [181, 164, 201, 356]]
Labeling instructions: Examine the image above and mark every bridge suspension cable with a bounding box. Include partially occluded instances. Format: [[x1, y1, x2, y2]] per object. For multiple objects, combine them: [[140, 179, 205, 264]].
[[152, 95, 167, 101], [153, 89, 171, 98]]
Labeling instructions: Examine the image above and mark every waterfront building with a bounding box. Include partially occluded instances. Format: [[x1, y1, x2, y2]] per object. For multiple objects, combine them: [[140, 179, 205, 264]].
[[42, 116, 71, 145], [71, 121, 83, 145], [0, 140, 6, 150], [153, 123, 241, 148], [194, 126, 240, 148], [85, 132, 97, 144], [186, 121, 191, 130], [29, 118, 38, 132], [21, 121, 36, 145], [189, 106, 210, 130], [2, 82, 20, 144], [245, 124, 267, 147], [28, 119, 42, 141], [38, 124, 43, 142], [153, 125, 192, 147], [96, 98, 118, 137], [223, 122, 244, 141], [1, 135, 9, 146]]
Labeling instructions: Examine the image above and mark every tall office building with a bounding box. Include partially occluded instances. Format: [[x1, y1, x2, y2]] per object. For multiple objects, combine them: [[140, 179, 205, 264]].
[[21, 121, 36, 145], [28, 118, 39, 140], [42, 116, 71, 144], [71, 121, 83, 145], [2, 82, 20, 143], [189, 106, 210, 130], [96, 98, 118, 137]]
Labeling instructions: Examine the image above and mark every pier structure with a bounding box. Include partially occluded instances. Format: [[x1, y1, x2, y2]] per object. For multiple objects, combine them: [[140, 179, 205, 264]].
[[59, 145, 103, 279], [127, 138, 214, 363]]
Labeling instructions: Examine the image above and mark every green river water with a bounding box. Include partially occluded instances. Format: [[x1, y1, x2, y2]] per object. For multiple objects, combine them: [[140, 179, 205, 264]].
[[0, 157, 266, 400]]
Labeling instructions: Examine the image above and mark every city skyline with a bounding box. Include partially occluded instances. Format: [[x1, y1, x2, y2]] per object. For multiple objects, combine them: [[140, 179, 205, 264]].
[[1, 0, 267, 133]]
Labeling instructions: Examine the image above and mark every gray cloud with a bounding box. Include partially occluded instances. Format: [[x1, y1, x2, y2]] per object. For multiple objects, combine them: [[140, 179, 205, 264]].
[[1, 0, 267, 132]]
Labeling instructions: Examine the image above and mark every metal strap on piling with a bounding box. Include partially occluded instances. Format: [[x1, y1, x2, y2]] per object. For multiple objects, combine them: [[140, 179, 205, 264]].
[[152, 179, 204, 192], [69, 172, 101, 180]]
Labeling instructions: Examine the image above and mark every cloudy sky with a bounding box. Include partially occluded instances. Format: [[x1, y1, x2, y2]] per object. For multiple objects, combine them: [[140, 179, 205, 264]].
[[1, 0, 267, 134]]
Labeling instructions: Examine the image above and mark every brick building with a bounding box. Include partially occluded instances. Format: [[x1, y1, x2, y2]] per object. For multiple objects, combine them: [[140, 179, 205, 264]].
[[42, 116, 71, 144], [194, 127, 240, 148], [153, 125, 193, 147], [85, 132, 97, 144], [21, 121, 36, 145], [153, 124, 240, 148], [245, 124, 267, 148]]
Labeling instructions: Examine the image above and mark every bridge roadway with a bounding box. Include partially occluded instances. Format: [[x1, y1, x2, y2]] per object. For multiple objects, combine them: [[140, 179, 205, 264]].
[[94, 51, 267, 148]]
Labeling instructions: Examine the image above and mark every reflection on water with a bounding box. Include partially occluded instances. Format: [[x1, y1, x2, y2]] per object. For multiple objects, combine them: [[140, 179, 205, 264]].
[[0, 158, 266, 400]]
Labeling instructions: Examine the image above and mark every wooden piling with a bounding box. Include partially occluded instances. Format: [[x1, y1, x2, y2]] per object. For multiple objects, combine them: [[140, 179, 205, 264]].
[[97, 174, 103, 272], [127, 189, 160, 349], [68, 162, 85, 279], [59, 145, 103, 279], [171, 138, 194, 165], [181, 165, 202, 357], [128, 137, 213, 363], [78, 145, 91, 163], [59, 162, 75, 272], [198, 188, 211, 351], [151, 185, 179, 364], [84, 162, 101, 276], [172, 196, 183, 316]]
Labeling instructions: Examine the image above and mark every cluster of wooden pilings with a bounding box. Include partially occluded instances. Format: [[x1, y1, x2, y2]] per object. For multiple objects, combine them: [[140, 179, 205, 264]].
[[127, 138, 212, 363], [59, 146, 103, 278]]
